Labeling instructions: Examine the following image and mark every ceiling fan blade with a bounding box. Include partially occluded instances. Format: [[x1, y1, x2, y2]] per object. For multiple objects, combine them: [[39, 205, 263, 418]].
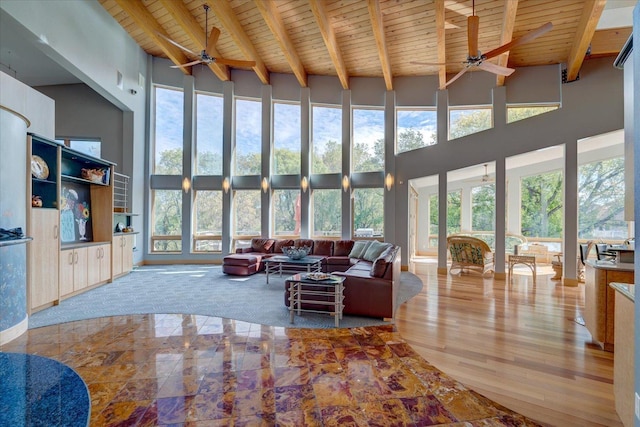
[[205, 27, 221, 57], [483, 22, 553, 60], [170, 59, 203, 69], [442, 67, 469, 89], [156, 31, 198, 56], [214, 58, 256, 68], [477, 61, 515, 76], [467, 15, 480, 58]]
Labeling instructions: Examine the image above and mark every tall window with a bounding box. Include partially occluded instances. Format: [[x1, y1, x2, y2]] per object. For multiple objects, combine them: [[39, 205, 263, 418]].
[[396, 108, 437, 153], [447, 190, 462, 235], [273, 189, 300, 236], [312, 189, 341, 238], [151, 190, 182, 252], [429, 193, 438, 248], [472, 184, 495, 231], [193, 190, 222, 252], [234, 98, 261, 176], [578, 157, 626, 240], [352, 108, 384, 172], [507, 104, 559, 124], [233, 190, 261, 237], [521, 171, 563, 238], [196, 93, 223, 175], [449, 107, 492, 140], [154, 86, 183, 174], [312, 105, 342, 174], [353, 188, 384, 237], [273, 102, 300, 174]]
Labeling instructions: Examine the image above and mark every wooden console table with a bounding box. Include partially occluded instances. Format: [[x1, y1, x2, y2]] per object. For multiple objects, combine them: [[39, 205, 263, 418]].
[[584, 261, 634, 351]]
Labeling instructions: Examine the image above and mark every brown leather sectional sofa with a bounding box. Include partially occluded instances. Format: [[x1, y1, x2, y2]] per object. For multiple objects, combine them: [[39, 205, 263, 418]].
[[222, 238, 401, 319]]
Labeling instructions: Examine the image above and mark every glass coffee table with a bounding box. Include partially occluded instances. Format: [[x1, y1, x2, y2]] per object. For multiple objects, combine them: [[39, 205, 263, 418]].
[[263, 255, 324, 284], [286, 273, 346, 327]]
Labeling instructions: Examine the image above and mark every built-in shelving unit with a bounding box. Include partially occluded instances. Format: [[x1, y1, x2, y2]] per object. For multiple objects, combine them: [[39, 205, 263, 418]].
[[27, 133, 122, 313]]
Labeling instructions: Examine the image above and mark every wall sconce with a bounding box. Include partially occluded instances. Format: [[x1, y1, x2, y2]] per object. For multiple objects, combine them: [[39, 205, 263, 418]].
[[342, 175, 350, 192], [385, 173, 394, 191], [222, 177, 230, 194], [182, 177, 191, 194], [261, 177, 270, 193], [301, 176, 309, 193]]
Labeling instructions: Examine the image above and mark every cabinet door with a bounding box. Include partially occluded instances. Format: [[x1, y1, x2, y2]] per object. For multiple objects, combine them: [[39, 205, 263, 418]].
[[60, 249, 75, 297], [73, 247, 88, 292], [112, 237, 124, 277], [122, 235, 134, 273], [99, 244, 112, 282], [29, 209, 59, 309], [87, 245, 103, 286]]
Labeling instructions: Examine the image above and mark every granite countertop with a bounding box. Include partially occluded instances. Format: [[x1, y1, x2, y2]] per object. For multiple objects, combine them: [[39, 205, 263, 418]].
[[610, 282, 635, 303], [585, 259, 635, 272]]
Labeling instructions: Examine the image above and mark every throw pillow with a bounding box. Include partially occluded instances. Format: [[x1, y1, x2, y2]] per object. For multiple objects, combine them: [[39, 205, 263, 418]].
[[348, 240, 371, 259], [370, 246, 395, 277], [363, 241, 391, 262]]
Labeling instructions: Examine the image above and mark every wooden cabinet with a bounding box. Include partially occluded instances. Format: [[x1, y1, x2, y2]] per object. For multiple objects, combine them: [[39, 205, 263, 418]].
[[113, 234, 134, 278], [584, 261, 634, 351], [60, 247, 88, 297], [28, 208, 59, 311]]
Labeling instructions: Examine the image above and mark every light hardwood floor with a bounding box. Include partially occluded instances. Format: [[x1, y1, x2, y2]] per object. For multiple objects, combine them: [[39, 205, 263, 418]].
[[397, 259, 621, 427]]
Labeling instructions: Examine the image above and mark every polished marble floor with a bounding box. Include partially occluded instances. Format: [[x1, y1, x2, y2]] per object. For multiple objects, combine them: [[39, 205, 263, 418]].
[[1, 314, 541, 426]]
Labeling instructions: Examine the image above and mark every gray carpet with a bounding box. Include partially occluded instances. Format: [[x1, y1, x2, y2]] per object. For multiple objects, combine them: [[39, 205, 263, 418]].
[[29, 265, 423, 329]]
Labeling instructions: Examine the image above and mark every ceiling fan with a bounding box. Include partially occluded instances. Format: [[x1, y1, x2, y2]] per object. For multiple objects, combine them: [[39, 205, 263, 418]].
[[413, 0, 553, 88], [158, 4, 256, 70], [462, 164, 494, 184]]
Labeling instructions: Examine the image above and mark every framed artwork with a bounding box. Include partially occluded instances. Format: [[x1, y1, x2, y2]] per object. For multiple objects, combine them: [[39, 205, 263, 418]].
[[60, 183, 93, 243]]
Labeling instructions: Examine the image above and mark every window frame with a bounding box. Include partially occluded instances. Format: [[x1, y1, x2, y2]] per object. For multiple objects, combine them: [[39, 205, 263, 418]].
[[448, 105, 493, 141]]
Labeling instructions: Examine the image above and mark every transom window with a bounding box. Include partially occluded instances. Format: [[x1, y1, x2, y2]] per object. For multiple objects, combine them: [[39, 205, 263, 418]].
[[396, 108, 437, 153], [449, 107, 492, 140]]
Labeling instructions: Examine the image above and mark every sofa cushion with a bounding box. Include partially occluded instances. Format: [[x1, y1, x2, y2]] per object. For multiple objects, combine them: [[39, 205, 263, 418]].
[[294, 239, 314, 251], [370, 246, 396, 278], [362, 241, 392, 262], [251, 238, 274, 253], [334, 240, 355, 256], [313, 240, 334, 256], [349, 240, 371, 259], [274, 239, 295, 254]]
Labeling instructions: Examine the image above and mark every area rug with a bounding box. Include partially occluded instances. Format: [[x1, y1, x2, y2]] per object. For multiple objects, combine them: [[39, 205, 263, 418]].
[[29, 265, 423, 329]]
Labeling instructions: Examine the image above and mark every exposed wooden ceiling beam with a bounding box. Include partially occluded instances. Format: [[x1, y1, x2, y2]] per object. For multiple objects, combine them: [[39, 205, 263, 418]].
[[435, 0, 446, 90], [309, 0, 350, 90], [565, 0, 606, 82], [589, 27, 633, 58], [208, 0, 269, 85], [495, 0, 518, 87], [367, 0, 392, 91], [113, 0, 190, 75], [158, 0, 229, 81], [254, 0, 307, 87]]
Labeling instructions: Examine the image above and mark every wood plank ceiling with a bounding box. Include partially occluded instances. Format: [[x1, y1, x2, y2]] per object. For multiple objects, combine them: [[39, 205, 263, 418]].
[[99, 0, 631, 90]]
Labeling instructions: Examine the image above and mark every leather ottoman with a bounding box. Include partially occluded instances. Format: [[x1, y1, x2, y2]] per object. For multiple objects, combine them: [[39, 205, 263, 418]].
[[222, 254, 262, 276]]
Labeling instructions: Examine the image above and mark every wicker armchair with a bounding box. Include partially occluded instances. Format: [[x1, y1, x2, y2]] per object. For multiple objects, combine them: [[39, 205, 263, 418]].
[[446, 235, 494, 276]]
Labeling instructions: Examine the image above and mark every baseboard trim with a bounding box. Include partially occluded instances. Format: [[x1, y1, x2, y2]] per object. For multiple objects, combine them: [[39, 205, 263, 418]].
[[494, 272, 506, 280], [0, 315, 28, 345], [437, 267, 448, 275]]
